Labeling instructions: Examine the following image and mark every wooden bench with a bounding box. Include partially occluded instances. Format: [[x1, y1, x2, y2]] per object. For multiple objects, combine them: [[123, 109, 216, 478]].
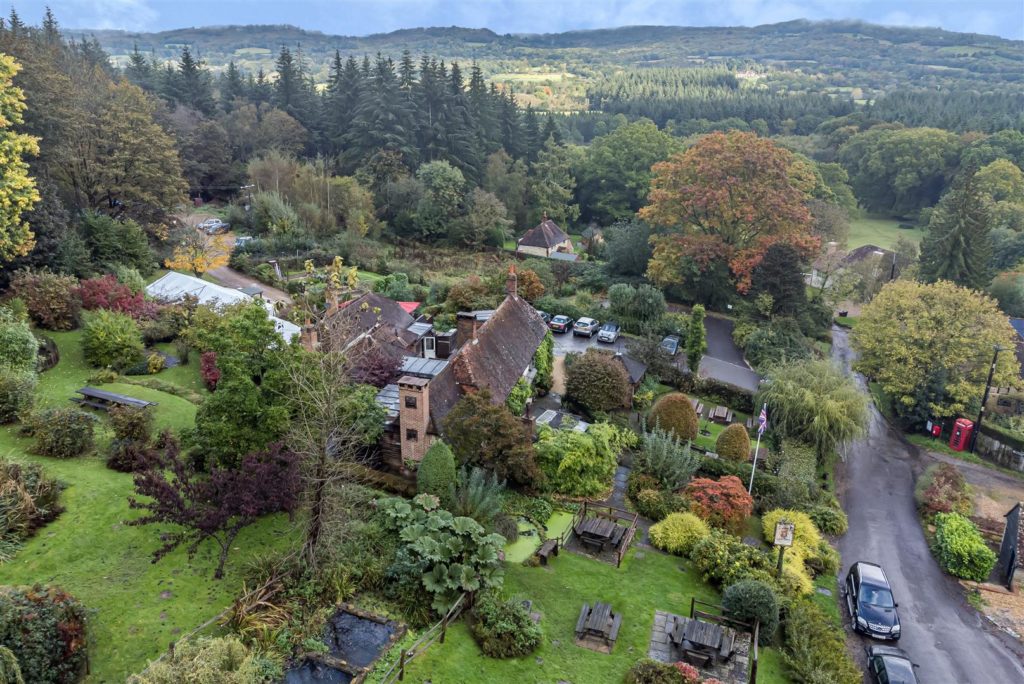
[[575, 603, 590, 637], [608, 525, 625, 550], [745, 417, 754, 430], [719, 629, 736, 661], [608, 613, 622, 643], [536, 538, 559, 565], [71, 386, 157, 412]]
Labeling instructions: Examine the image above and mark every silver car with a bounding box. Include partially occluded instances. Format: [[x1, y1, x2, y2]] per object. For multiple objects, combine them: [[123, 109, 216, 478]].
[[597, 322, 620, 343], [573, 317, 600, 337]]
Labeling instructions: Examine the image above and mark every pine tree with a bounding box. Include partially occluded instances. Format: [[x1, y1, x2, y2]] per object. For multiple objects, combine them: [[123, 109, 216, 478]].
[[919, 171, 993, 290], [522, 105, 541, 162], [176, 46, 215, 114], [528, 137, 580, 226], [220, 61, 246, 110], [125, 44, 155, 92]]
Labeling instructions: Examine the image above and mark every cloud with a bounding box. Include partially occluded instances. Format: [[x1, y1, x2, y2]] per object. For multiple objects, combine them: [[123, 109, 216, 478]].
[[54, 0, 159, 31]]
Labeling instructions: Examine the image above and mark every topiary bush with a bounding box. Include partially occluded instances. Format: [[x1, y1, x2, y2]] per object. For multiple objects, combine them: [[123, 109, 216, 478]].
[[722, 579, 779, 645], [24, 408, 98, 459], [648, 393, 699, 442], [470, 592, 543, 658], [0, 368, 36, 424], [650, 512, 710, 556], [417, 441, 457, 503], [932, 512, 997, 582], [0, 584, 89, 684], [625, 658, 685, 684], [715, 423, 751, 462], [81, 309, 143, 371], [808, 505, 849, 536], [684, 476, 753, 533]]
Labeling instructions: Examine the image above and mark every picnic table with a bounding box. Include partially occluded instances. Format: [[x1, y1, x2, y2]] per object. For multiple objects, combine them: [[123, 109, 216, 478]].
[[71, 386, 157, 411], [709, 405, 733, 424], [575, 517, 625, 551], [575, 601, 622, 647], [689, 397, 705, 417], [669, 616, 735, 666]]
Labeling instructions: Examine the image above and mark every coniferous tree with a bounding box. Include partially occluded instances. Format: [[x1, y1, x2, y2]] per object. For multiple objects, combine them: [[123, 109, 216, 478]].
[[220, 61, 246, 110], [919, 171, 993, 290], [125, 44, 155, 92], [176, 46, 215, 114]]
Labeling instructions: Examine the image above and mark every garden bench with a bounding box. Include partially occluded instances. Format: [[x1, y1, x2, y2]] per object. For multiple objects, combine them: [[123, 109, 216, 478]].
[[608, 612, 622, 643], [745, 417, 754, 430], [536, 538, 559, 565], [576, 603, 590, 636], [71, 386, 156, 411]]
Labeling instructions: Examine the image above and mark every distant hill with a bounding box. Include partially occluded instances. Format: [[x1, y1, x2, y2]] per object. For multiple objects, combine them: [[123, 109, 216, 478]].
[[65, 20, 1024, 98]]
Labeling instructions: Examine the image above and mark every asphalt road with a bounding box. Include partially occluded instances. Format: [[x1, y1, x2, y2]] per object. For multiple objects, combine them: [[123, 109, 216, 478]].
[[832, 327, 1024, 682]]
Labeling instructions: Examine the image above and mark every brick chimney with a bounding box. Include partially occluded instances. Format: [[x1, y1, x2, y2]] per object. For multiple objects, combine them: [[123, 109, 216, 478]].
[[300, 318, 319, 352], [398, 375, 430, 464], [506, 265, 518, 299]]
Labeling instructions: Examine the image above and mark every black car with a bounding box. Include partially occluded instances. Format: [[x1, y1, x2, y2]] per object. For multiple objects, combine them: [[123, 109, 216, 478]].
[[660, 335, 681, 356], [536, 310, 552, 324], [844, 562, 901, 640], [866, 646, 918, 684], [549, 315, 573, 334]]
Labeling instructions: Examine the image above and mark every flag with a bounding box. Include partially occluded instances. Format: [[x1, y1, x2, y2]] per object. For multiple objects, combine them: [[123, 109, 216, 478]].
[[758, 406, 768, 436]]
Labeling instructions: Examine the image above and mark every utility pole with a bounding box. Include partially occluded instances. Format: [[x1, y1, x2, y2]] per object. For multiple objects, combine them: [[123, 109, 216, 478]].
[[970, 345, 1004, 454]]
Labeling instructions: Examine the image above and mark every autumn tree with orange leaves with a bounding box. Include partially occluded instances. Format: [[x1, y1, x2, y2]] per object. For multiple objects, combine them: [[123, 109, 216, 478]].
[[165, 220, 232, 278], [641, 131, 818, 293]]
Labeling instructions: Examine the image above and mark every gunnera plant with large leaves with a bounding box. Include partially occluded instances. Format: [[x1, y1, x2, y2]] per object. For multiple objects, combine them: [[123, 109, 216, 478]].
[[379, 493, 505, 614]]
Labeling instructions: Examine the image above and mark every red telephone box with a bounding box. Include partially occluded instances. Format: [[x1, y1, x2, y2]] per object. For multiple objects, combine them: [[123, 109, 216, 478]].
[[949, 418, 974, 452]]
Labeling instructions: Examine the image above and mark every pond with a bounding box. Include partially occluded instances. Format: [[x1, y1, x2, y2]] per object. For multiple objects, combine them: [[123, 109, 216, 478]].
[[283, 608, 401, 684], [503, 511, 576, 564]]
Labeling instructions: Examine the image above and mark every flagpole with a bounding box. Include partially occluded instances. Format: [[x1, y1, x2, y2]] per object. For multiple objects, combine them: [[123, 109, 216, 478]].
[[749, 402, 767, 495]]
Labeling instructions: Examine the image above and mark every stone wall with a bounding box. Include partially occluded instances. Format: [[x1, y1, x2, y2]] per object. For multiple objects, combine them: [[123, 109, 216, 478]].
[[974, 431, 1024, 472]]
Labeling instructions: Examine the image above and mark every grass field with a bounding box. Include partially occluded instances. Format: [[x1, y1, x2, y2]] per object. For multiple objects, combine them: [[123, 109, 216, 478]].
[[847, 216, 925, 250], [403, 548, 791, 684], [0, 331, 297, 681]]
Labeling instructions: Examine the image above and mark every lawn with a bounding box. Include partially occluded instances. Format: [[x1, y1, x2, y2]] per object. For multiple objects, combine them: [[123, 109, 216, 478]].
[[0, 331, 298, 681], [847, 216, 925, 250], [402, 549, 791, 684]]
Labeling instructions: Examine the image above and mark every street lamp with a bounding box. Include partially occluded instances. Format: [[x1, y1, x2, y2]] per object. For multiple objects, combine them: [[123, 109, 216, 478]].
[[970, 345, 1005, 454]]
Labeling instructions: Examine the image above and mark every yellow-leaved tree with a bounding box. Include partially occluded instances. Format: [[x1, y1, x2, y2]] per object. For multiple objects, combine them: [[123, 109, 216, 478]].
[[853, 279, 1020, 424], [165, 227, 231, 278], [0, 53, 39, 263]]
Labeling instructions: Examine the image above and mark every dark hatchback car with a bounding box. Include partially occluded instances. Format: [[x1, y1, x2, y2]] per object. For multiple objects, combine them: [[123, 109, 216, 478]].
[[536, 310, 552, 324], [549, 315, 573, 334], [660, 335, 681, 356], [866, 645, 919, 684], [844, 562, 901, 640]]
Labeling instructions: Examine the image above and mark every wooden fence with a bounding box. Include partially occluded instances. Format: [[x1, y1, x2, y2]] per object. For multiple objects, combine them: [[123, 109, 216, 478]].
[[376, 592, 471, 683]]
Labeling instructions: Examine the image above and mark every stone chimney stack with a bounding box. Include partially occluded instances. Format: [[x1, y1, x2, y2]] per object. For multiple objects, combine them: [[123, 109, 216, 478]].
[[300, 318, 319, 352], [506, 265, 518, 299], [398, 376, 430, 464]]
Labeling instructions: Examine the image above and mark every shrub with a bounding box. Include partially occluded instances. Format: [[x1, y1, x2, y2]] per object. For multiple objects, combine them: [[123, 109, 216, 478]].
[[505, 377, 532, 416], [501, 491, 553, 527], [650, 512, 710, 556], [106, 440, 156, 473], [200, 351, 221, 391], [448, 466, 506, 528], [565, 348, 632, 414], [627, 472, 661, 502], [761, 509, 825, 589], [417, 441, 458, 503], [380, 494, 505, 614], [783, 599, 860, 684], [493, 514, 519, 543], [806, 539, 841, 576], [127, 636, 278, 683], [689, 529, 775, 589], [649, 393, 699, 442], [722, 579, 779, 644], [637, 426, 700, 490], [535, 423, 620, 497], [625, 658, 684, 684], [0, 585, 89, 684], [915, 463, 972, 519], [533, 332, 554, 394], [108, 405, 154, 443], [25, 408, 98, 459], [672, 662, 701, 684], [10, 271, 81, 331], [809, 505, 848, 536], [114, 265, 147, 293], [77, 275, 152, 319], [933, 512, 998, 582], [146, 353, 165, 374], [715, 423, 751, 462], [0, 307, 37, 372], [0, 458, 63, 558], [635, 489, 671, 522], [0, 368, 36, 424], [470, 592, 543, 658], [81, 310, 143, 371], [684, 476, 753, 533]]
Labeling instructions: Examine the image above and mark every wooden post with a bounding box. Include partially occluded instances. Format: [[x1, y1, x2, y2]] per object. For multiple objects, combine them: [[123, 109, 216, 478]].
[[441, 612, 448, 643], [398, 649, 406, 681], [689, 596, 696, 618], [776, 546, 786, 579]]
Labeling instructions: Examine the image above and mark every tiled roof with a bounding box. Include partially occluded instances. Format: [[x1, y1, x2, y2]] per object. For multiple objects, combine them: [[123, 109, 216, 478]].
[[615, 353, 648, 385], [429, 293, 548, 433], [518, 219, 570, 249], [321, 292, 416, 351]]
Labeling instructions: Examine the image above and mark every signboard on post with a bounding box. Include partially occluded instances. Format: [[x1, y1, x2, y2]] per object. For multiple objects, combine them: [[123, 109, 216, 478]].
[[774, 521, 795, 547]]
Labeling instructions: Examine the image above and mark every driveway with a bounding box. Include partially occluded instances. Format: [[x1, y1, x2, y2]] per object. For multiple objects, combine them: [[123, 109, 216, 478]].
[[832, 327, 1024, 681], [208, 265, 293, 306]]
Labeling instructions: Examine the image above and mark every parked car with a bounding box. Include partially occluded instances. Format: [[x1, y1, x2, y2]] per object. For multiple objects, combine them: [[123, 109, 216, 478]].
[[198, 218, 229, 234], [844, 562, 901, 640], [536, 310, 552, 324], [597, 322, 620, 343], [549, 315, 573, 334], [660, 335, 681, 356], [866, 646, 918, 684], [234, 235, 254, 248], [573, 317, 600, 337]]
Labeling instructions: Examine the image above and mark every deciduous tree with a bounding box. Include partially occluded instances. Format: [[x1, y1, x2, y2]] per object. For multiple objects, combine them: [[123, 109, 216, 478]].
[[165, 225, 232, 278], [0, 54, 39, 264], [853, 280, 1019, 424]]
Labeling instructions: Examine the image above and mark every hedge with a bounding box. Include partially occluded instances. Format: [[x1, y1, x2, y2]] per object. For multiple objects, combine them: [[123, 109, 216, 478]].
[[932, 512, 997, 582]]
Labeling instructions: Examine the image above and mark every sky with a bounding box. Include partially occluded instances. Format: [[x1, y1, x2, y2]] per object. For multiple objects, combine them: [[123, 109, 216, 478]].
[[16, 0, 1024, 40]]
